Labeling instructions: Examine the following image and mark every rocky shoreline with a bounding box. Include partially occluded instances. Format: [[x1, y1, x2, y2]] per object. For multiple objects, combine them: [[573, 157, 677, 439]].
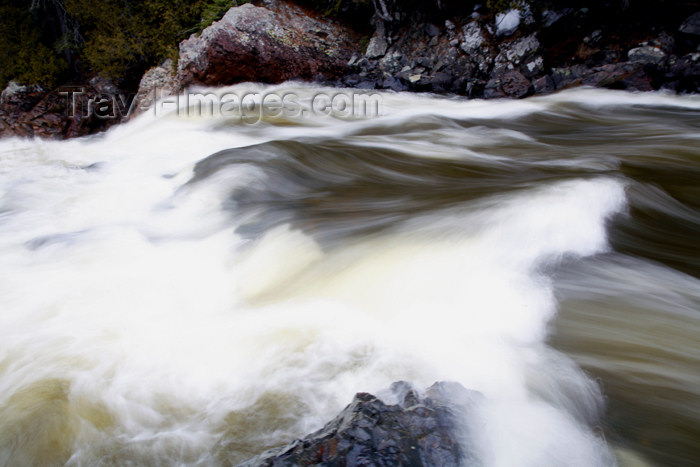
[[0, 0, 698, 139]]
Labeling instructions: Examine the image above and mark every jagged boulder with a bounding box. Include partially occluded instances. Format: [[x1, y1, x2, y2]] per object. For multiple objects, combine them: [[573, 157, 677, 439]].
[[239, 381, 483, 467], [177, 0, 361, 88]]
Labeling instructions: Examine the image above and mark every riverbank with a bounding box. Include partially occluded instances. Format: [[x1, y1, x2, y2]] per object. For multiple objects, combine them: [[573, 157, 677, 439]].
[[0, 0, 698, 139]]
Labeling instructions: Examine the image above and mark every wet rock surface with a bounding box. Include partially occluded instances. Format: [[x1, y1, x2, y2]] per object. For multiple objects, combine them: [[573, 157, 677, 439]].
[[239, 381, 483, 467]]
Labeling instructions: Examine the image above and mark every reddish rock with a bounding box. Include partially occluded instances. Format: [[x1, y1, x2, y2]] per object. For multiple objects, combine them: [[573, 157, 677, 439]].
[[501, 70, 532, 98], [0, 79, 125, 140], [176, 1, 361, 88], [0, 82, 45, 112], [580, 63, 656, 91]]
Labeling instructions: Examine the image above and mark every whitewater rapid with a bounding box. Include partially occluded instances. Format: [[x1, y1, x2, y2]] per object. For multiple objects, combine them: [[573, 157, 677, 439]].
[[0, 85, 699, 466]]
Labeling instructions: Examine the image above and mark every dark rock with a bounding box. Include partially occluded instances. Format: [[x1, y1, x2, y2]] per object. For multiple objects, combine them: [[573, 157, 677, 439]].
[[238, 381, 483, 467], [551, 65, 588, 89], [343, 74, 363, 86], [618, 66, 656, 91], [425, 23, 441, 38], [0, 78, 126, 140], [176, 1, 360, 88], [379, 52, 406, 73], [627, 46, 666, 64], [356, 57, 372, 72], [655, 32, 675, 55], [483, 78, 505, 98], [428, 72, 454, 93], [407, 73, 432, 90], [668, 54, 700, 93], [382, 76, 408, 92], [1, 82, 46, 112], [576, 62, 659, 92], [542, 8, 573, 29], [415, 56, 434, 68], [679, 12, 700, 36], [451, 76, 476, 96], [356, 80, 379, 90], [583, 29, 602, 47], [533, 75, 555, 95], [501, 70, 532, 98]]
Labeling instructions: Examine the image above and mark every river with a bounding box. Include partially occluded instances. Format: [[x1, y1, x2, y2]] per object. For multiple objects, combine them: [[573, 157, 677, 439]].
[[0, 85, 698, 466]]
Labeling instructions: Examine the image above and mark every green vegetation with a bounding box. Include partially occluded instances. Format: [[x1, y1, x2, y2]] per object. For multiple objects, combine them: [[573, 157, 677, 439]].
[[486, 0, 519, 12], [0, 2, 66, 89], [0, 0, 246, 90], [294, 0, 373, 30]]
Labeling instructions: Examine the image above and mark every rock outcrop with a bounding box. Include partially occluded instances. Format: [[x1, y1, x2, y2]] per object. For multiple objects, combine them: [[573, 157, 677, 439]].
[[131, 59, 178, 117], [341, 5, 700, 96], [239, 381, 483, 467], [176, 0, 361, 88], [0, 77, 127, 139]]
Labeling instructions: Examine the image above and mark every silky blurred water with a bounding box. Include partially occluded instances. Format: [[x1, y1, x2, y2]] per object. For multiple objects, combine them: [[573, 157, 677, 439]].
[[0, 85, 698, 466]]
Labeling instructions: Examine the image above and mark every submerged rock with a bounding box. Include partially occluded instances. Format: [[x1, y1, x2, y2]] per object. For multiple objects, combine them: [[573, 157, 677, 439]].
[[239, 381, 483, 467]]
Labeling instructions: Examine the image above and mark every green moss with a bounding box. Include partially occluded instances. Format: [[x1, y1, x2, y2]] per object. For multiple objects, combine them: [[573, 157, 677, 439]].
[[198, 0, 247, 31], [486, 0, 526, 13], [358, 35, 370, 51]]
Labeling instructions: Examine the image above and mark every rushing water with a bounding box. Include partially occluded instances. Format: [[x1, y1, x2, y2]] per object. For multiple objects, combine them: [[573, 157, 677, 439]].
[[0, 85, 698, 466]]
